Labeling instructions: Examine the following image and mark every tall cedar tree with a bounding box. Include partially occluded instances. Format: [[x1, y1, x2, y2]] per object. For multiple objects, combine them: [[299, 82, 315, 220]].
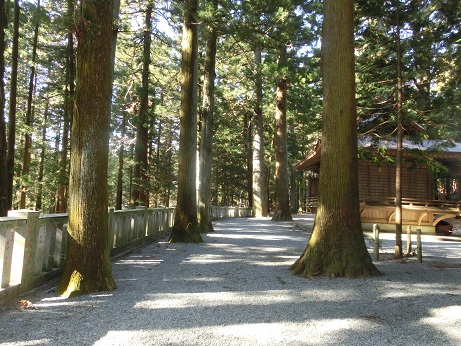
[[394, 5, 404, 259], [7, 0, 19, 210], [20, 0, 40, 209], [56, 0, 75, 213], [132, 4, 153, 207], [272, 44, 292, 221], [198, 0, 218, 233], [291, 0, 380, 278], [252, 46, 268, 217], [169, 0, 203, 243], [0, 0, 7, 216], [57, 0, 117, 297]]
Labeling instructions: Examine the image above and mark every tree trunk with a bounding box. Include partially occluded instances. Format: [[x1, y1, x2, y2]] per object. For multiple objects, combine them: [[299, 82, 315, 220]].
[[291, 0, 379, 278], [35, 98, 49, 211], [132, 4, 153, 207], [20, 0, 40, 209], [245, 111, 253, 208], [57, 0, 117, 297], [56, 0, 75, 213], [252, 46, 268, 217], [394, 5, 403, 259], [0, 0, 7, 216], [290, 167, 297, 213], [198, 2, 217, 233], [169, 0, 202, 243], [115, 112, 126, 210], [164, 121, 173, 207], [272, 45, 292, 222], [7, 0, 20, 210]]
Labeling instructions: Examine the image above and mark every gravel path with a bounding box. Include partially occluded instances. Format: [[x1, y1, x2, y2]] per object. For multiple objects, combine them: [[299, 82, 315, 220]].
[[1, 215, 461, 346]]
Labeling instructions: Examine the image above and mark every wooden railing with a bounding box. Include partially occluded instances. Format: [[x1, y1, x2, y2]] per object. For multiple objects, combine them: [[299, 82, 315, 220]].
[[360, 197, 461, 211], [0, 205, 252, 302]]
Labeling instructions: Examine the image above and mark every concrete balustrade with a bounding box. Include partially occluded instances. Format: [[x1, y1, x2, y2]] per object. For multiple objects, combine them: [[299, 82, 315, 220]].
[[0, 205, 252, 303]]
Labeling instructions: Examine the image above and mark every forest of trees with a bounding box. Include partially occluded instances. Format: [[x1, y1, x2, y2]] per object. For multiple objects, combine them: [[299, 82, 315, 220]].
[[0, 0, 459, 218]]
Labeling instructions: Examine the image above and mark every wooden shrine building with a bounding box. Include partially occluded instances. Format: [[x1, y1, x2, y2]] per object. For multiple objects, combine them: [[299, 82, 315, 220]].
[[293, 139, 461, 234]]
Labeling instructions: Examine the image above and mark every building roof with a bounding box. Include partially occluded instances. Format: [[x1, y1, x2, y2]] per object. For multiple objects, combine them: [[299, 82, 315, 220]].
[[293, 138, 461, 173]]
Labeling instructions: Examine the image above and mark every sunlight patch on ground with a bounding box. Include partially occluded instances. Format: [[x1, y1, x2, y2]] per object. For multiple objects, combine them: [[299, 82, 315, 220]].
[[218, 323, 287, 343], [115, 259, 163, 265], [93, 319, 371, 346], [379, 282, 458, 299], [420, 305, 461, 325], [134, 290, 296, 309], [183, 254, 238, 264], [207, 233, 294, 241], [134, 289, 354, 310], [34, 295, 111, 308], [419, 305, 461, 342]]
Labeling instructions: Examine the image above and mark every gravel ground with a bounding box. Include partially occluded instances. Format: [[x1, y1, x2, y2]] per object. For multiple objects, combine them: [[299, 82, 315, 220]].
[[1, 215, 461, 346]]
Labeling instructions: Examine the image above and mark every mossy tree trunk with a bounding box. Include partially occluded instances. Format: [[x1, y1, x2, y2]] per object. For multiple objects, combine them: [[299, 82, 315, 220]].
[[291, 0, 380, 278], [169, 0, 203, 243], [198, 0, 217, 234], [272, 44, 292, 222], [57, 0, 117, 297]]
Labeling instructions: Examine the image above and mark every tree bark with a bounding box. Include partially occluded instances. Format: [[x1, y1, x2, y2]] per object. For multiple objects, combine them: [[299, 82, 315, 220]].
[[252, 46, 268, 217], [57, 0, 117, 297], [20, 0, 40, 209], [35, 98, 49, 211], [291, 0, 379, 278], [132, 3, 153, 207], [198, 0, 217, 233], [0, 0, 7, 216], [7, 0, 20, 210], [394, 5, 403, 259], [115, 112, 126, 210], [56, 0, 75, 213], [272, 44, 292, 222], [169, 0, 202, 243]]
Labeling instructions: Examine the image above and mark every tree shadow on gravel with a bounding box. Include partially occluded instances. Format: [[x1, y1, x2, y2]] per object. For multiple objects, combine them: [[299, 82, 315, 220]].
[[1, 217, 461, 345]]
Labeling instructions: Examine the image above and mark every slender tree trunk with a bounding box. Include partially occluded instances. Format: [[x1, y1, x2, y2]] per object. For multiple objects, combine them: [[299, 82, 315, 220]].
[[20, 0, 40, 209], [56, 0, 75, 213], [0, 0, 7, 216], [7, 0, 20, 210], [132, 4, 153, 207], [290, 167, 297, 213], [394, 6, 403, 259], [169, 0, 202, 243], [165, 121, 173, 207], [198, 2, 217, 233], [245, 111, 253, 207], [57, 0, 117, 297], [291, 0, 379, 278], [35, 98, 49, 211], [252, 46, 268, 217], [272, 45, 292, 221], [154, 120, 161, 207], [115, 112, 126, 210]]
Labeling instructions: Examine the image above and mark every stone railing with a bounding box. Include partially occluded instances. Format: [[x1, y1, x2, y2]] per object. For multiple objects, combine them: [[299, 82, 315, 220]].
[[210, 206, 253, 219], [0, 205, 252, 302]]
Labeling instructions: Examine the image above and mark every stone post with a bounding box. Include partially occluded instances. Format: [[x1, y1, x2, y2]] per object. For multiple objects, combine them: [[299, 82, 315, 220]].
[[9, 210, 40, 294]]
